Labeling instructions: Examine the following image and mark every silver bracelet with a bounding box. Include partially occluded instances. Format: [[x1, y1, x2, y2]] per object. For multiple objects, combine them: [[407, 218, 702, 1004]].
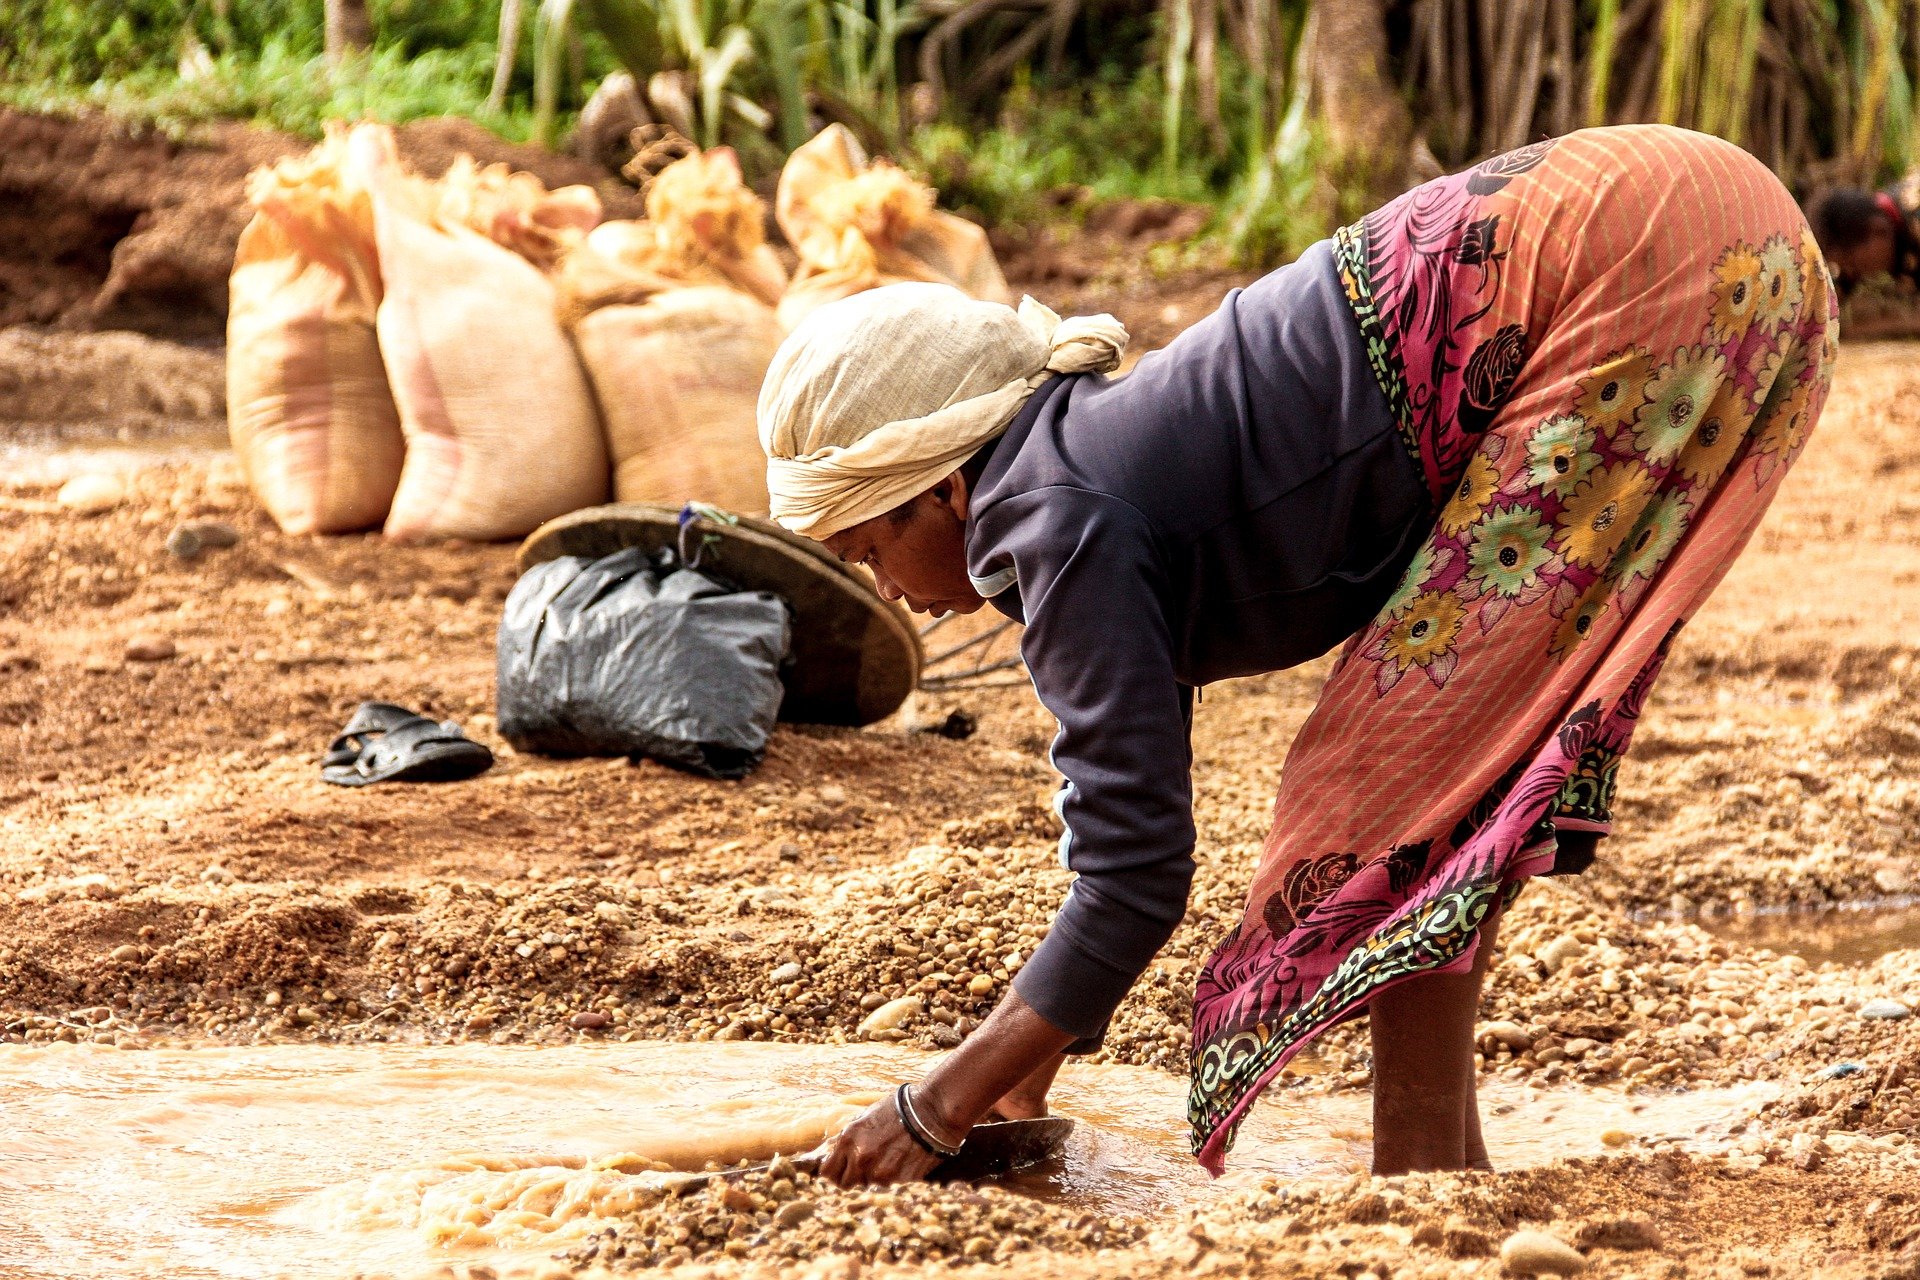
[[894, 1083, 964, 1158]]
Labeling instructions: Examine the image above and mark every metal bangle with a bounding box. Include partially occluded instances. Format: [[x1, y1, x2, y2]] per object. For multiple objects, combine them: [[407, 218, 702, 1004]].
[[894, 1083, 963, 1158]]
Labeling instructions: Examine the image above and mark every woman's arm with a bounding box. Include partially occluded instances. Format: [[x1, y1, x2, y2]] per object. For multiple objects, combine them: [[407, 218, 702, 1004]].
[[821, 990, 1074, 1185], [828, 489, 1199, 1185]]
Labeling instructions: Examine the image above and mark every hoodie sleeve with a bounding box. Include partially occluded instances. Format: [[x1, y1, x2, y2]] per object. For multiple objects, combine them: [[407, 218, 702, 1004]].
[[969, 485, 1197, 1042]]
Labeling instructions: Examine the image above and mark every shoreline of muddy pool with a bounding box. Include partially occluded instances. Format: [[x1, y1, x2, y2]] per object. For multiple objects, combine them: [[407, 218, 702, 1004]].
[[4, 341, 1920, 1277]]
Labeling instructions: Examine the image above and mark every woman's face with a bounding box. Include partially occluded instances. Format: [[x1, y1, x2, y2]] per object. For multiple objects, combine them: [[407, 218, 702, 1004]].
[[1834, 218, 1898, 288], [823, 474, 988, 617]]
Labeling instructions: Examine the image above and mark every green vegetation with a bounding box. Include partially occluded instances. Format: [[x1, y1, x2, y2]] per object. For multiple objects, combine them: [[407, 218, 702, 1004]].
[[3, 1, 1918, 267], [0, 37, 537, 140]]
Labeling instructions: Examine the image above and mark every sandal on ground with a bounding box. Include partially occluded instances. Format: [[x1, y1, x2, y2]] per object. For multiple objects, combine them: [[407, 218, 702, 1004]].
[[321, 701, 494, 787], [321, 702, 421, 770]]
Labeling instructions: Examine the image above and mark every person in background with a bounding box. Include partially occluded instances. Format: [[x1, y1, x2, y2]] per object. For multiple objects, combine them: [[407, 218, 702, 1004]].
[[1808, 175, 1920, 296], [760, 125, 1838, 1185]]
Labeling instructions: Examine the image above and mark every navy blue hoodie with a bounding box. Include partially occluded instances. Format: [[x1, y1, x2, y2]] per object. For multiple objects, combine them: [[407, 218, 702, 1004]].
[[963, 241, 1430, 1042]]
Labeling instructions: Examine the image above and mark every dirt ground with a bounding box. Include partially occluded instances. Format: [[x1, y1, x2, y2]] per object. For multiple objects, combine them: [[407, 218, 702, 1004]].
[[3, 107, 1920, 1279]]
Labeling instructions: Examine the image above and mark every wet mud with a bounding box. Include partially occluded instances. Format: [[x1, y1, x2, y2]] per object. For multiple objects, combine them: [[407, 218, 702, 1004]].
[[5, 1038, 1785, 1279]]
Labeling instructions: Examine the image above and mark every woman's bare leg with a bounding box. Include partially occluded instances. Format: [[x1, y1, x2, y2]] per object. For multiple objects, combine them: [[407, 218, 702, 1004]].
[[1368, 905, 1503, 1175]]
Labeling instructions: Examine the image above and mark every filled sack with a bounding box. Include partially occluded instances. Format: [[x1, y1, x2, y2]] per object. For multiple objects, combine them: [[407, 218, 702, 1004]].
[[774, 124, 1010, 329], [346, 125, 609, 542], [227, 128, 404, 534], [555, 148, 786, 513], [497, 545, 791, 779], [433, 155, 603, 270]]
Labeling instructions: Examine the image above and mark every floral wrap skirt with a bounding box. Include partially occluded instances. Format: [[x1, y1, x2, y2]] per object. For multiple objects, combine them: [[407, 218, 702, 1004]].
[[1188, 124, 1838, 1172]]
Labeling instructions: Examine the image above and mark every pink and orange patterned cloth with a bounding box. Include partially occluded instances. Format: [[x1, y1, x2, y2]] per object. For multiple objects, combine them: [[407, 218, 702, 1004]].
[[1189, 125, 1838, 1172]]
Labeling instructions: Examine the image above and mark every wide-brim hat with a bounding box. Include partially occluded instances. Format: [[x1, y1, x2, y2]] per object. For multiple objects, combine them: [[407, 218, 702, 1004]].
[[516, 502, 921, 727]]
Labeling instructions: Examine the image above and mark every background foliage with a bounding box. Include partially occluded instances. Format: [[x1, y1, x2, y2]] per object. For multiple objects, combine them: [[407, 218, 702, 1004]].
[[4, 0, 1918, 264]]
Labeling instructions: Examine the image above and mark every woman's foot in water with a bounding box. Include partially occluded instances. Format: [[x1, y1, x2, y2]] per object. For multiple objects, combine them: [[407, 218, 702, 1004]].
[[1367, 906, 1503, 1175]]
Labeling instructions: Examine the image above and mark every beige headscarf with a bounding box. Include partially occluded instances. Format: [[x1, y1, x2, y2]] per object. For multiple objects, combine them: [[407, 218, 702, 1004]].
[[758, 282, 1128, 539]]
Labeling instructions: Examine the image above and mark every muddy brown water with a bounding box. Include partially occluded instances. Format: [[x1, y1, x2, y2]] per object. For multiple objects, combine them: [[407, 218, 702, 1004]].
[[2, 1040, 1777, 1279], [1699, 899, 1920, 968]]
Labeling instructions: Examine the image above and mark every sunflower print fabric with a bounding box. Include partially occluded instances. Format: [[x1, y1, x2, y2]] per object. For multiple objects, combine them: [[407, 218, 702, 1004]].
[[1189, 126, 1839, 1173]]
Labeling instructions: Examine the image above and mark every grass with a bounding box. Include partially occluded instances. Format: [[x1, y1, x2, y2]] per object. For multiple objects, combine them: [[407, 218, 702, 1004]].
[[0, 38, 552, 142]]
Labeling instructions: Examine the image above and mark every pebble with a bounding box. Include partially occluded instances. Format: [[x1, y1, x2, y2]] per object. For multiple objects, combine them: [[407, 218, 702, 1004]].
[[1500, 1229, 1587, 1275], [1788, 1132, 1828, 1171], [1536, 936, 1587, 975], [124, 635, 177, 663], [569, 1010, 611, 1030], [770, 962, 804, 985], [774, 1199, 815, 1228], [164, 525, 204, 559], [109, 945, 141, 963], [857, 996, 922, 1038], [967, 973, 995, 997], [1859, 999, 1912, 1021], [1873, 868, 1914, 894], [1574, 1216, 1662, 1251], [1481, 1020, 1535, 1051], [185, 519, 240, 548], [56, 473, 126, 514], [1599, 1128, 1632, 1148]]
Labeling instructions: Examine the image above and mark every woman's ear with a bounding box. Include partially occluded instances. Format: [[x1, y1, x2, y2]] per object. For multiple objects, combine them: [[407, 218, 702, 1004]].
[[932, 470, 972, 522]]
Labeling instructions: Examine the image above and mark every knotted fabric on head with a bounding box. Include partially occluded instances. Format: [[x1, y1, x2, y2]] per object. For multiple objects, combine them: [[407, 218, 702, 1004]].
[[758, 281, 1127, 540]]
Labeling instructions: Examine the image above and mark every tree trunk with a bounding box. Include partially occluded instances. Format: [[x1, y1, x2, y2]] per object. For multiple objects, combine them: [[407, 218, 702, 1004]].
[[489, 0, 524, 112], [325, 0, 373, 63], [1311, 0, 1412, 203]]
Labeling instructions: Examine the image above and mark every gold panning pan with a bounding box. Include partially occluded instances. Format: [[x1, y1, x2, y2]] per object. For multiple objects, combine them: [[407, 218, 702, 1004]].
[[516, 503, 921, 727]]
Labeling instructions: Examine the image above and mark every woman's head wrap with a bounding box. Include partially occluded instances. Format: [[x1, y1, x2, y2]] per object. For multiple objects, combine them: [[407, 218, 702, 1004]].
[[758, 282, 1127, 539]]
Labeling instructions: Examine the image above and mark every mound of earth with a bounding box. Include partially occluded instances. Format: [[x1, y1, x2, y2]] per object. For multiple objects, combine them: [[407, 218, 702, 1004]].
[[0, 107, 643, 342], [0, 327, 225, 429]]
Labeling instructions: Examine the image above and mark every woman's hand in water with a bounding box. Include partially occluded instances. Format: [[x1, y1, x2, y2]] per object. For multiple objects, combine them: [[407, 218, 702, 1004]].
[[821, 1087, 954, 1185], [824, 990, 1075, 1185]]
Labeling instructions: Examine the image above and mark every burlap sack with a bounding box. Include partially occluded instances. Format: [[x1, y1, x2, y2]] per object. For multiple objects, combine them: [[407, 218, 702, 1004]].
[[226, 128, 404, 535], [774, 125, 1009, 330], [575, 288, 785, 510], [555, 148, 785, 513], [559, 147, 788, 313], [434, 155, 603, 270], [346, 125, 609, 543]]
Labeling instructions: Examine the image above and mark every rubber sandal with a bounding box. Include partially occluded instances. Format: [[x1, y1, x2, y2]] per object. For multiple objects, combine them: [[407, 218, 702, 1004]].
[[320, 708, 494, 787], [321, 701, 423, 770]]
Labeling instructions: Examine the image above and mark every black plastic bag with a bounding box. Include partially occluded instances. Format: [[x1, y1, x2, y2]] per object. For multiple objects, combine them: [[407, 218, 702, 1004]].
[[497, 545, 792, 779]]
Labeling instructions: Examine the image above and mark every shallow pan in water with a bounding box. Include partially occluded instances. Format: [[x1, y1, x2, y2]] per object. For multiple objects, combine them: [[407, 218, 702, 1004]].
[[666, 1117, 1077, 1195]]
